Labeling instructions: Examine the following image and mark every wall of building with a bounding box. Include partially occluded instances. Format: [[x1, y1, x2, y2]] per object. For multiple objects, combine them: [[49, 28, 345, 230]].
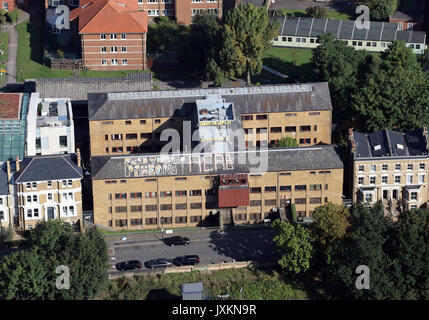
[[272, 36, 426, 55], [241, 109, 332, 147], [92, 168, 343, 230], [81, 33, 147, 70], [352, 158, 429, 210], [17, 179, 82, 230]]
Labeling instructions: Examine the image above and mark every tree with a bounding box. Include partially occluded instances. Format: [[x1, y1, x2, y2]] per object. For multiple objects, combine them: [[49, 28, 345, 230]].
[[312, 33, 367, 121], [327, 203, 400, 299], [272, 220, 313, 274], [273, 137, 298, 148], [221, 4, 280, 85], [306, 6, 328, 19], [359, 0, 398, 21], [7, 9, 19, 25], [0, 220, 109, 300], [351, 41, 429, 131], [147, 16, 190, 54], [0, 249, 50, 300]]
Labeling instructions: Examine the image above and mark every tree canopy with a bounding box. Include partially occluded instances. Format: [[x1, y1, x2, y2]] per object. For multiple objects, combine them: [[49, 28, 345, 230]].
[[273, 137, 299, 148], [0, 221, 108, 300], [359, 0, 399, 21]]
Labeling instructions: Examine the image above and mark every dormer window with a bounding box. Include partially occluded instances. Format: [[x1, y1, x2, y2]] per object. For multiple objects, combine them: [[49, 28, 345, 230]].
[[374, 145, 381, 151]]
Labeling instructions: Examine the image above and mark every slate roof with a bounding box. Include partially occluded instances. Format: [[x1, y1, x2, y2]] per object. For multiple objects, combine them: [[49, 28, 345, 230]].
[[15, 154, 83, 183], [0, 164, 8, 195], [88, 82, 332, 121], [91, 145, 343, 180], [352, 128, 429, 159], [275, 16, 426, 44]]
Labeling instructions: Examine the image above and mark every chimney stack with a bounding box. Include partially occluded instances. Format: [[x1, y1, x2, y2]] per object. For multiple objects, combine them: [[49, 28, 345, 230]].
[[15, 156, 20, 173], [424, 125, 429, 151], [76, 148, 81, 167], [348, 128, 356, 152], [6, 161, 13, 193]]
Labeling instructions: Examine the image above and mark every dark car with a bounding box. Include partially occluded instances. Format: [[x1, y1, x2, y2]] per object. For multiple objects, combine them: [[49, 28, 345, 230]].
[[164, 236, 190, 247], [145, 258, 173, 269], [173, 255, 200, 267], [115, 260, 142, 271]]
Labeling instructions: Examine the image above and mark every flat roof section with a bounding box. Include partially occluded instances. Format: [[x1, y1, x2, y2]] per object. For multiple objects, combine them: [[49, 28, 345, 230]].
[[0, 94, 22, 119]]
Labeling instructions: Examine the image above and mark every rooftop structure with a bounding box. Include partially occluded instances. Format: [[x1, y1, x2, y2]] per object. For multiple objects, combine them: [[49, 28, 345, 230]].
[[351, 128, 429, 159], [26, 93, 75, 156], [88, 83, 332, 121], [272, 16, 427, 54], [0, 93, 29, 163], [91, 145, 343, 180]]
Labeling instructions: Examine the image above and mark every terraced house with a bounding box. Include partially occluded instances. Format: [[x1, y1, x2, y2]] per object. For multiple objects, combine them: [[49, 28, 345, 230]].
[[70, 0, 148, 70], [272, 16, 427, 55], [14, 154, 83, 231], [87, 83, 333, 157], [348, 127, 429, 219]]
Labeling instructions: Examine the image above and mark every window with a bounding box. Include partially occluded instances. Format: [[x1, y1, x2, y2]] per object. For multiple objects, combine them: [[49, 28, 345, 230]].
[[299, 138, 311, 144], [280, 185, 292, 191], [154, 119, 161, 124], [250, 213, 261, 220], [394, 175, 401, 184], [190, 216, 202, 223], [265, 186, 276, 192], [161, 204, 172, 211], [122, 59, 128, 65], [270, 127, 281, 133], [175, 190, 187, 197], [101, 46, 107, 52], [130, 192, 142, 199], [115, 193, 127, 199], [410, 192, 418, 201], [256, 114, 267, 120], [111, 59, 118, 65], [110, 34, 117, 40], [250, 200, 261, 206], [265, 199, 276, 206], [407, 175, 413, 184], [310, 197, 321, 204], [32, 182, 37, 189], [250, 187, 261, 193], [285, 126, 296, 132], [146, 218, 157, 225], [175, 203, 187, 210], [140, 120, 146, 124], [295, 185, 306, 191], [358, 176, 364, 185], [48, 193, 53, 201], [370, 176, 376, 184], [175, 216, 187, 224], [235, 214, 247, 221], [111, 134, 122, 140], [419, 175, 425, 184], [160, 191, 172, 197], [310, 184, 322, 191], [190, 203, 202, 209], [110, 46, 118, 52], [382, 164, 388, 171], [131, 219, 142, 226], [300, 125, 311, 132], [407, 164, 413, 170], [381, 176, 388, 184], [358, 165, 364, 172], [145, 205, 157, 212], [115, 206, 127, 213], [395, 164, 401, 171], [145, 192, 156, 198], [130, 206, 142, 212], [115, 219, 128, 227], [101, 59, 107, 65], [241, 115, 253, 121], [419, 163, 425, 170], [100, 34, 106, 40], [364, 193, 372, 203], [121, 33, 126, 39], [295, 198, 306, 204], [126, 133, 137, 140], [370, 164, 376, 172]]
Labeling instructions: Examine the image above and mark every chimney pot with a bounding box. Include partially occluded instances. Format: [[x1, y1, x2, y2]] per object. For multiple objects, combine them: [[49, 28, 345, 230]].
[[15, 156, 20, 172]]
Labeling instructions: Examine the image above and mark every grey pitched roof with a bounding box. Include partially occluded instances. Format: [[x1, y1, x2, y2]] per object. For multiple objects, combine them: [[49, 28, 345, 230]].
[[91, 145, 343, 180], [390, 0, 425, 22], [0, 164, 8, 195], [15, 154, 83, 183], [353, 128, 428, 159], [275, 16, 426, 44], [87, 83, 332, 121]]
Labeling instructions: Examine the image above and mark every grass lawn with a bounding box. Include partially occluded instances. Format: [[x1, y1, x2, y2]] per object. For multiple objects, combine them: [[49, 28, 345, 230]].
[[280, 9, 352, 20], [0, 29, 8, 83], [262, 47, 314, 82], [16, 20, 150, 80], [99, 267, 309, 300]]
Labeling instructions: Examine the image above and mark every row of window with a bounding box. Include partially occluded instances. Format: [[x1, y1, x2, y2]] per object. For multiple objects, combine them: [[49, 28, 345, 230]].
[[358, 163, 425, 172], [250, 184, 327, 193], [25, 192, 75, 204], [242, 113, 320, 121], [249, 197, 327, 205], [110, 189, 206, 200], [358, 174, 425, 185], [110, 215, 203, 228], [100, 59, 129, 66], [100, 46, 128, 53], [244, 125, 317, 133], [26, 206, 75, 219], [25, 180, 74, 190], [100, 34, 127, 40]]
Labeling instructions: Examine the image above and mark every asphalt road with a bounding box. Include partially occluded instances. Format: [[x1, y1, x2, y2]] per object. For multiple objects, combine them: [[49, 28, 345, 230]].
[[108, 227, 277, 274]]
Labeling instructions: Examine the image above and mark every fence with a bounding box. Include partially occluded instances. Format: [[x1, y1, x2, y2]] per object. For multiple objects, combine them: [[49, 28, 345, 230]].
[[108, 261, 276, 280], [47, 58, 83, 70]]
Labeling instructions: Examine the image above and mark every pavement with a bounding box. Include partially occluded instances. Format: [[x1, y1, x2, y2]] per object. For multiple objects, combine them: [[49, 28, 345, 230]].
[[107, 227, 277, 276], [268, 0, 354, 12], [4, 10, 30, 83]]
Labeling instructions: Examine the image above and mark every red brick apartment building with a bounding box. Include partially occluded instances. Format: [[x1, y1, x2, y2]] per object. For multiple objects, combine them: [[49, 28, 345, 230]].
[[138, 0, 223, 25], [389, 0, 426, 31], [2, 0, 28, 11], [70, 0, 148, 70]]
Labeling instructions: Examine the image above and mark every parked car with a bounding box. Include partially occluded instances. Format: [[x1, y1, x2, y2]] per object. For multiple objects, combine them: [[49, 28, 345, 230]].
[[173, 255, 200, 266], [164, 236, 190, 247], [144, 258, 173, 269], [115, 260, 142, 271]]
